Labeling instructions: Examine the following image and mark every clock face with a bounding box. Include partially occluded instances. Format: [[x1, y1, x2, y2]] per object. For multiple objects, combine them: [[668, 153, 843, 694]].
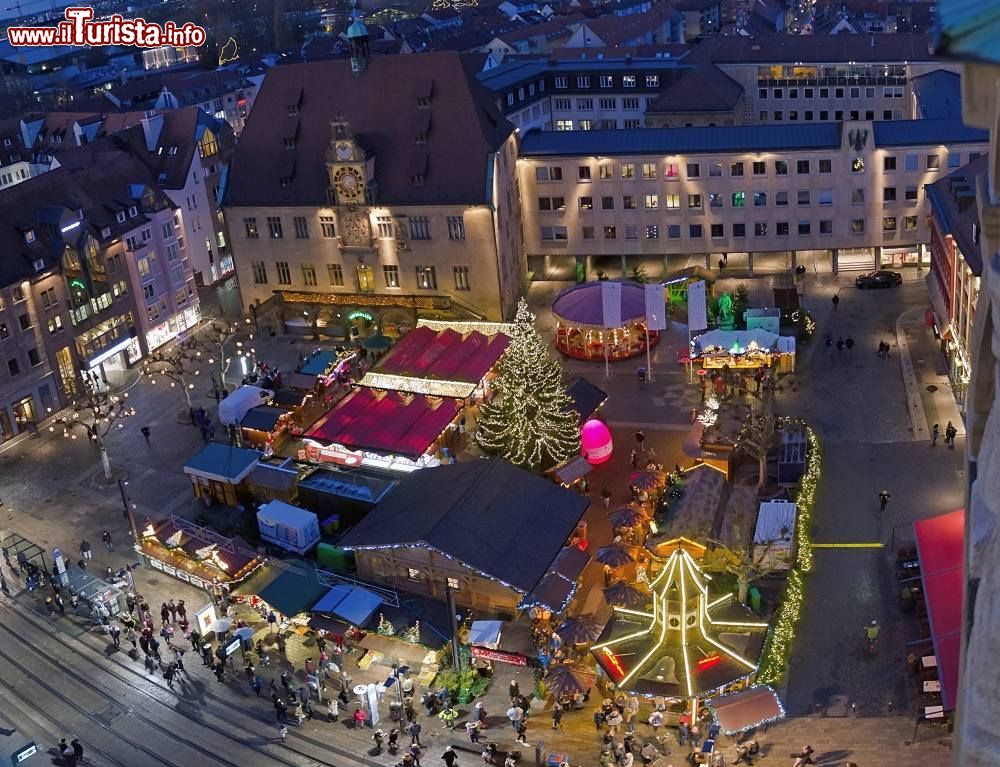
[[335, 141, 353, 161], [333, 166, 364, 200]]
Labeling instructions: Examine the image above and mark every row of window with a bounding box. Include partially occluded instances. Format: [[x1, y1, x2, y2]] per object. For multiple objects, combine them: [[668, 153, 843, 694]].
[[554, 118, 643, 131], [250, 262, 472, 291], [553, 97, 647, 112], [536, 153, 973, 183], [540, 215, 920, 241], [761, 109, 905, 122], [541, 185, 921, 212], [554, 74, 660, 90], [242, 215, 464, 242], [758, 85, 905, 100]]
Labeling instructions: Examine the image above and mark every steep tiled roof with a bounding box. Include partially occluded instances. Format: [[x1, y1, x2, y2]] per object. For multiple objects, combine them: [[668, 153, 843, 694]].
[[926, 154, 990, 274], [576, 5, 674, 46], [225, 52, 514, 208], [646, 63, 743, 113]]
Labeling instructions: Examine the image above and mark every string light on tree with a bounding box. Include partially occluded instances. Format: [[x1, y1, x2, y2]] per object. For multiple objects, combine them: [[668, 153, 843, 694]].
[[49, 379, 137, 479], [475, 299, 580, 472]]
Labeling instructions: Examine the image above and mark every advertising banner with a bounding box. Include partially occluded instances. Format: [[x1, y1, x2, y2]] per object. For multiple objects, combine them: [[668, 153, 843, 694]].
[[687, 280, 708, 332]]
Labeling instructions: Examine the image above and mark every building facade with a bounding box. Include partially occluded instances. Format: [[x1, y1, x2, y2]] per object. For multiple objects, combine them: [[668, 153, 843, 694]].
[[0, 141, 199, 412], [926, 156, 987, 412], [517, 119, 988, 280], [224, 49, 524, 336]]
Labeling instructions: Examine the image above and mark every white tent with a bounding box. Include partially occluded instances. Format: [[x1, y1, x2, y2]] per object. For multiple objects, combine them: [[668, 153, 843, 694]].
[[754, 500, 796, 571], [218, 385, 274, 426]]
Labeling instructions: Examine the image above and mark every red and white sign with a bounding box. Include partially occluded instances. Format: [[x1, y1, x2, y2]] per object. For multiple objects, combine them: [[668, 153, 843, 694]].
[[471, 646, 527, 667], [299, 440, 363, 467]]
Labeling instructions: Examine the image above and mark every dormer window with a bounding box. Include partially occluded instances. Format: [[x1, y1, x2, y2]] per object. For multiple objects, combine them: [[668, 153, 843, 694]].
[[411, 174, 425, 186], [284, 137, 296, 149], [2, 138, 10, 147], [414, 132, 428, 144], [280, 177, 291, 188], [287, 105, 299, 117], [167, 146, 178, 155], [128, 205, 138, 218], [416, 97, 431, 109], [24, 229, 35, 243], [101, 227, 111, 239], [116, 211, 126, 223]]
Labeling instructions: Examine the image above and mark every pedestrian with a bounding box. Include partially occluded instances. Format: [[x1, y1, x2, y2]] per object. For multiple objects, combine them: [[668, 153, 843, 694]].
[[141, 425, 151, 445], [71, 738, 84, 763], [836, 337, 844, 353], [160, 602, 169, 624], [213, 661, 225, 682], [353, 707, 366, 729], [508, 679, 519, 701], [439, 705, 458, 730], [54, 592, 65, 614], [293, 701, 305, 724], [176, 599, 186, 621], [931, 423, 940, 446], [164, 663, 176, 688], [328, 697, 339, 722], [279, 724, 288, 742], [79, 539, 92, 560], [832, 293, 840, 311], [466, 720, 481, 743], [409, 720, 422, 746], [404, 698, 416, 723], [125, 626, 137, 652], [167, 599, 177, 623], [946, 421, 958, 448], [601, 486, 612, 508], [624, 694, 639, 732], [442, 745, 459, 767], [678, 720, 689, 745], [276, 632, 287, 654], [515, 719, 528, 744], [594, 708, 604, 730], [59, 739, 76, 766], [109, 623, 121, 647], [825, 335, 834, 356], [506, 704, 523, 730], [606, 709, 623, 737], [102, 530, 113, 551], [879, 489, 891, 512], [551, 702, 563, 730], [189, 628, 201, 651], [201, 643, 213, 666], [845, 335, 855, 352], [629, 449, 637, 468], [372, 728, 386, 753]]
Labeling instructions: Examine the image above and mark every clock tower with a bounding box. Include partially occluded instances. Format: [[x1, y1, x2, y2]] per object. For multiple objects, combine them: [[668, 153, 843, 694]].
[[325, 117, 373, 249]]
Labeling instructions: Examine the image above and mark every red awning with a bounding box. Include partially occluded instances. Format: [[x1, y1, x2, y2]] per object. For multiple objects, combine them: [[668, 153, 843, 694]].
[[374, 326, 510, 383], [913, 509, 964, 711]]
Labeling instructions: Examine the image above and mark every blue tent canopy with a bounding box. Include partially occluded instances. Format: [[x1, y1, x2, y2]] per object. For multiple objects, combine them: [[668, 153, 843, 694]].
[[300, 351, 338, 376], [258, 570, 328, 617], [310, 584, 382, 627]]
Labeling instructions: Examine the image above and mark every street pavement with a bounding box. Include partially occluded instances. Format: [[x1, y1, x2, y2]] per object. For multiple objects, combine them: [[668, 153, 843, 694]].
[[0, 272, 961, 766]]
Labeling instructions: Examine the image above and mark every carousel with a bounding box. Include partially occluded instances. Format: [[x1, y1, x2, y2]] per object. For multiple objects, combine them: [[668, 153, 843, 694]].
[[591, 538, 769, 716], [553, 281, 661, 362]]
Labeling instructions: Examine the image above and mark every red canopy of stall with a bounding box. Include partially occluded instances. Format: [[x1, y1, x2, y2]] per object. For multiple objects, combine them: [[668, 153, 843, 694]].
[[377, 327, 510, 383], [913, 509, 964, 711]]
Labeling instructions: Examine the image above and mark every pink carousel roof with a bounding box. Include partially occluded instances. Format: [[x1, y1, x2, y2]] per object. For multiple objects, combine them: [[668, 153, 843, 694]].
[[552, 281, 648, 328]]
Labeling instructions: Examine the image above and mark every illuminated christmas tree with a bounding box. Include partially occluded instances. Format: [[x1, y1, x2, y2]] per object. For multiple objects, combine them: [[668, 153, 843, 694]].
[[475, 299, 580, 471]]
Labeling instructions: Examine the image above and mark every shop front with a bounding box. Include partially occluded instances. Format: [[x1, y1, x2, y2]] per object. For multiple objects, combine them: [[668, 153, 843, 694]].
[[145, 305, 202, 352], [881, 244, 928, 269]]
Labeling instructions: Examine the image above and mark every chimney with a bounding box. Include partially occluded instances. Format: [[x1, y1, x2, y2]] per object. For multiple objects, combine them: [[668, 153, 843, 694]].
[[140, 110, 163, 153]]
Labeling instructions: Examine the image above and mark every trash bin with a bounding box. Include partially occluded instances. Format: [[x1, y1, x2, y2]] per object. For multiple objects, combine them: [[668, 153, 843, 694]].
[[389, 701, 401, 721], [748, 587, 761, 613]]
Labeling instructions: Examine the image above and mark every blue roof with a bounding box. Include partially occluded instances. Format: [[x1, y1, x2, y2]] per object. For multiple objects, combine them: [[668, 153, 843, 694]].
[[519, 124, 843, 157], [912, 70, 962, 120], [183, 443, 262, 482], [872, 119, 989, 147]]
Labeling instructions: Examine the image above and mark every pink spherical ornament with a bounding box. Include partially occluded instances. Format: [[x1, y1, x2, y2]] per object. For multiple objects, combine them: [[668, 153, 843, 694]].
[[581, 419, 613, 465]]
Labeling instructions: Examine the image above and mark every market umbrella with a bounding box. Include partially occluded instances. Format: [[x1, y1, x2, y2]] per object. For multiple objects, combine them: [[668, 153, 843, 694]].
[[630, 470, 664, 490], [595, 543, 636, 568], [363, 334, 392, 350], [603, 581, 650, 608], [544, 663, 597, 697], [207, 618, 233, 635], [233, 626, 254, 642], [609, 505, 648, 529], [555, 614, 605, 645]]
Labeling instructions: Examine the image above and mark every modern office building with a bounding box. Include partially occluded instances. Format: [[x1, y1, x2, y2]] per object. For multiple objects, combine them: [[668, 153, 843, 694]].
[[517, 119, 988, 279]]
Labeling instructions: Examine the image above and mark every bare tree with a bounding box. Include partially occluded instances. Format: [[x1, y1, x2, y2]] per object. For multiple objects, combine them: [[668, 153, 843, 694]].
[[144, 339, 206, 409], [739, 381, 777, 489], [50, 381, 137, 479], [707, 510, 792, 605], [200, 320, 253, 394]]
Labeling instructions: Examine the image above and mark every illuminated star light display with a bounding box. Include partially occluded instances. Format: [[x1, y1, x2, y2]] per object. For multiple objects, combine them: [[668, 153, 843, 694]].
[[591, 539, 769, 701], [431, 0, 478, 8]]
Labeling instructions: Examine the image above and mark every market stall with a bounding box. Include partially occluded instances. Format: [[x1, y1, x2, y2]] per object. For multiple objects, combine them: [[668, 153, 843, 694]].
[[690, 329, 795, 372], [240, 405, 294, 450], [256, 500, 321, 555], [182, 443, 263, 507], [138, 516, 264, 592], [553, 281, 661, 362]]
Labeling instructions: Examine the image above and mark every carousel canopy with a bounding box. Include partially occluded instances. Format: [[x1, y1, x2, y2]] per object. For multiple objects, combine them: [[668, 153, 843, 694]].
[[556, 613, 608, 644], [707, 685, 786, 734], [603, 581, 650, 608], [545, 663, 597, 696], [591, 544, 768, 698], [553, 281, 648, 329]]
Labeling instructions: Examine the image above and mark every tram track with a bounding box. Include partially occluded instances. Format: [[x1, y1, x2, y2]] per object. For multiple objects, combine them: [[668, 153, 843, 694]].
[[0, 591, 381, 766]]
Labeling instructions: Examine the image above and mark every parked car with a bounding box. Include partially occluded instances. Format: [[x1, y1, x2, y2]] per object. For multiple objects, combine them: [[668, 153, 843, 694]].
[[855, 270, 903, 289]]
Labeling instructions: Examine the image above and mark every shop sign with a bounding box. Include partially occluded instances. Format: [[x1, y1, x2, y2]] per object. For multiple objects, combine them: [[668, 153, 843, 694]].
[[348, 310, 376, 323], [195, 604, 218, 636], [471, 646, 527, 667], [596, 647, 625, 682], [299, 440, 363, 467], [225, 638, 241, 656]]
